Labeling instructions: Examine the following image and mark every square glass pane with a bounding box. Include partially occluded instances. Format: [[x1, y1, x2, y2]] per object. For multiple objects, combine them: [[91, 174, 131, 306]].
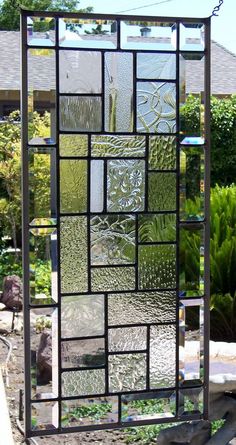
[[180, 146, 204, 221], [61, 295, 104, 338], [91, 135, 146, 158], [121, 391, 175, 422], [60, 160, 87, 213], [109, 353, 146, 392], [59, 134, 88, 157], [138, 214, 176, 243], [62, 369, 105, 396], [148, 172, 176, 211], [107, 160, 145, 212], [27, 17, 55, 46], [137, 53, 176, 79], [150, 325, 176, 388], [180, 23, 204, 51], [137, 82, 176, 133], [149, 136, 176, 170], [60, 216, 87, 294], [61, 338, 105, 369], [60, 96, 102, 132], [90, 215, 135, 265], [91, 266, 135, 292], [90, 160, 104, 212], [105, 52, 133, 132], [108, 327, 147, 352], [120, 21, 176, 51], [180, 225, 204, 296], [31, 402, 58, 431], [179, 387, 203, 416], [59, 51, 101, 93], [59, 18, 117, 49], [139, 244, 176, 289], [61, 397, 118, 428]]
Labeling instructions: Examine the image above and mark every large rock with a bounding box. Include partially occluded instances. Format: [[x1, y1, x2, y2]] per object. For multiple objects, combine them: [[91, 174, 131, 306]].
[[1, 276, 22, 310], [37, 329, 52, 384]]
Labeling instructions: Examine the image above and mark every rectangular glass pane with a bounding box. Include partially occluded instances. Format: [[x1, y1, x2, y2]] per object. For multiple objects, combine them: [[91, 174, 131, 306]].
[[60, 96, 102, 132], [59, 18, 117, 49], [139, 244, 176, 289], [180, 146, 204, 221], [150, 324, 176, 388], [138, 214, 176, 243], [121, 391, 175, 422], [27, 17, 55, 46], [60, 216, 87, 293], [59, 134, 88, 157], [91, 135, 146, 157], [62, 369, 105, 396], [109, 353, 146, 392], [61, 338, 105, 368], [137, 53, 176, 79], [148, 172, 176, 211], [60, 160, 87, 213], [91, 266, 135, 292], [120, 21, 176, 51], [61, 397, 118, 427], [179, 387, 203, 416], [31, 402, 58, 431], [180, 23, 204, 51], [180, 225, 204, 296], [90, 160, 104, 212], [149, 136, 176, 170], [61, 295, 104, 338], [108, 327, 147, 352], [59, 51, 101, 93], [105, 52, 133, 132]]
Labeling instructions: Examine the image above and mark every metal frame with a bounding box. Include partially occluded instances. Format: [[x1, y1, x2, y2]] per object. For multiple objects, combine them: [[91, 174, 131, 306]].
[[21, 10, 211, 438]]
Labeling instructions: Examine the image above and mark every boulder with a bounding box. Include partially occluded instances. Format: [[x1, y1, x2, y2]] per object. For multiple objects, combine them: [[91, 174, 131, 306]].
[[37, 329, 52, 384], [1, 276, 22, 310]]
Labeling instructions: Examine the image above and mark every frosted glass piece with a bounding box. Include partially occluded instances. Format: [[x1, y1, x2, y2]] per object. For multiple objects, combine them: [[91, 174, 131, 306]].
[[60, 160, 87, 213], [180, 147, 204, 221], [59, 51, 101, 93], [60, 96, 102, 132], [61, 397, 118, 427], [91, 135, 146, 157], [121, 391, 175, 422], [61, 338, 105, 369], [109, 353, 146, 392], [139, 244, 176, 289], [149, 136, 176, 170], [108, 292, 176, 326], [120, 21, 176, 51], [31, 402, 58, 431], [90, 160, 104, 212], [105, 52, 133, 132], [150, 324, 176, 388], [91, 215, 135, 265], [148, 172, 176, 211], [108, 327, 147, 352], [62, 369, 105, 396], [59, 18, 117, 49], [179, 387, 203, 416], [137, 82, 176, 133], [59, 134, 88, 157], [61, 295, 104, 338], [60, 216, 87, 293], [91, 267, 135, 292], [138, 214, 176, 243], [27, 17, 55, 46], [180, 23, 204, 51], [107, 160, 145, 212], [137, 53, 176, 79], [180, 225, 204, 296]]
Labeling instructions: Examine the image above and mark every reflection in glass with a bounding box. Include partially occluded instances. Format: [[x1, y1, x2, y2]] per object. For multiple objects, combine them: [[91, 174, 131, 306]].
[[120, 21, 176, 51], [27, 17, 55, 46], [149, 136, 176, 170], [180, 225, 204, 296], [60, 160, 87, 213], [59, 18, 117, 49], [61, 397, 118, 427], [60, 96, 102, 132], [59, 51, 101, 93], [139, 244, 176, 289], [150, 325, 176, 388], [59, 134, 88, 157], [62, 369, 105, 396], [31, 402, 58, 431], [180, 146, 204, 221], [180, 23, 204, 51], [148, 172, 176, 211], [121, 391, 175, 421], [179, 387, 203, 416], [91, 266, 135, 292], [138, 214, 176, 243], [137, 53, 176, 79], [91, 134, 145, 157], [108, 327, 147, 352], [61, 338, 105, 368], [109, 353, 146, 392]]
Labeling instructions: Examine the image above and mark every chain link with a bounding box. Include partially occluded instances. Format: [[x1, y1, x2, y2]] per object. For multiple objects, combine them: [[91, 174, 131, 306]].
[[211, 0, 224, 17]]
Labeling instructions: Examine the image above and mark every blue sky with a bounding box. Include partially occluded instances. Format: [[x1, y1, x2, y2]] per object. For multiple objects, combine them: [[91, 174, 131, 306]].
[[79, 0, 236, 54]]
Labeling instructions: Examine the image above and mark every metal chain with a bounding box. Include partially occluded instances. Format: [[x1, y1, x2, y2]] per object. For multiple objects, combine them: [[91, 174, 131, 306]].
[[211, 0, 224, 17]]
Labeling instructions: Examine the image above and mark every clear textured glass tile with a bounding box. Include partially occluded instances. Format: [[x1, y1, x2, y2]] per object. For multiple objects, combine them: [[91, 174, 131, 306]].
[[90, 215, 135, 265], [137, 82, 176, 133], [61, 338, 105, 369], [108, 327, 147, 352], [61, 397, 118, 427], [91, 266, 135, 292], [107, 160, 145, 212], [59, 51, 101, 93], [120, 21, 176, 51], [109, 353, 146, 392], [59, 18, 117, 49], [179, 387, 203, 416], [91, 135, 146, 157], [149, 136, 176, 170], [59, 134, 88, 157], [61, 295, 104, 338], [60, 96, 102, 132], [138, 214, 176, 243], [180, 225, 204, 296], [139, 244, 176, 289], [90, 160, 104, 213], [148, 172, 176, 211], [121, 391, 175, 422], [31, 402, 58, 431], [62, 369, 105, 396], [150, 324, 176, 388], [60, 216, 88, 293], [180, 146, 204, 221], [60, 160, 87, 213], [180, 23, 204, 51], [27, 17, 55, 46], [137, 53, 176, 79], [105, 52, 133, 132]]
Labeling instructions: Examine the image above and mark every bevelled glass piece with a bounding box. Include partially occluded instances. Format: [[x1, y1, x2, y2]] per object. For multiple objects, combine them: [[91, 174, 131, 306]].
[[59, 134, 88, 157], [180, 23, 204, 51], [108, 327, 147, 352], [109, 353, 146, 392], [179, 387, 203, 416], [90, 215, 135, 265], [59, 18, 117, 49], [61, 295, 104, 338], [59, 51, 101, 93], [121, 391, 175, 422], [179, 299, 204, 386], [61, 397, 118, 427], [138, 214, 176, 243], [137, 53, 176, 79], [31, 402, 58, 431], [29, 228, 57, 305], [139, 244, 176, 289], [137, 82, 176, 133], [60, 96, 102, 132], [148, 172, 176, 211], [180, 225, 204, 296], [91, 266, 135, 292], [181, 137, 204, 145], [107, 160, 145, 212], [27, 17, 55, 46], [108, 292, 176, 326], [149, 136, 176, 170], [120, 21, 176, 51], [61, 338, 105, 369], [62, 369, 105, 396], [90, 160, 104, 213], [91, 135, 146, 157], [105, 52, 133, 132], [60, 160, 87, 213], [150, 325, 176, 388], [60, 216, 87, 293], [180, 146, 204, 221]]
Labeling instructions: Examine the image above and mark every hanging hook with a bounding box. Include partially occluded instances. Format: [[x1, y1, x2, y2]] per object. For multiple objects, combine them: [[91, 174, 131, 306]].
[[211, 0, 224, 17]]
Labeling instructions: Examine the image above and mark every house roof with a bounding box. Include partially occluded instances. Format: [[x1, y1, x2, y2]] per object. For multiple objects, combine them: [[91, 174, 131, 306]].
[[0, 31, 235, 95]]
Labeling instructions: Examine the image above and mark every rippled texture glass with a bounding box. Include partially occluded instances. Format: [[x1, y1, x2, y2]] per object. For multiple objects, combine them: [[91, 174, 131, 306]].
[[137, 53, 176, 79], [59, 51, 101, 93], [109, 327, 147, 352], [149, 136, 176, 170], [91, 266, 135, 292], [60, 160, 87, 213], [139, 244, 176, 289], [59, 134, 88, 157], [109, 354, 146, 392], [150, 324, 176, 388], [148, 172, 176, 211], [91, 135, 146, 157], [62, 369, 105, 396], [61, 397, 118, 427], [61, 338, 105, 369], [60, 96, 102, 132]]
